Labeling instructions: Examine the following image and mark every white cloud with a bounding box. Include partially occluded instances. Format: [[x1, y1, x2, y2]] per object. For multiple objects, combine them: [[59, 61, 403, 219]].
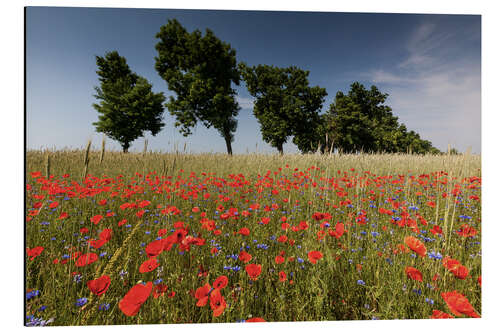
[[236, 96, 255, 109], [365, 21, 481, 153]]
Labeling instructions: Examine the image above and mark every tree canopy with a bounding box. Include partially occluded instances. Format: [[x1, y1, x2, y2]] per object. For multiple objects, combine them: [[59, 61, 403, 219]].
[[154, 19, 240, 155], [93, 51, 166, 152], [239, 63, 327, 154], [324, 82, 439, 154]]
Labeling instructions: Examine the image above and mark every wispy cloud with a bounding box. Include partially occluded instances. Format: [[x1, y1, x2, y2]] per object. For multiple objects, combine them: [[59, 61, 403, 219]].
[[365, 20, 481, 153], [236, 96, 255, 110]]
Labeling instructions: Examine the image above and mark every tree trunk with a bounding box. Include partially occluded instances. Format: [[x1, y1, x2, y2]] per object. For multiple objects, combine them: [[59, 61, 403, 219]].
[[122, 142, 130, 153], [224, 135, 233, 155], [277, 142, 284, 155]]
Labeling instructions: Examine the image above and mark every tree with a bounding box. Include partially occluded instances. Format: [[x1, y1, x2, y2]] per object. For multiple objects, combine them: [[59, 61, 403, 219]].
[[239, 63, 327, 154], [325, 82, 439, 154], [93, 51, 165, 153], [154, 19, 240, 155]]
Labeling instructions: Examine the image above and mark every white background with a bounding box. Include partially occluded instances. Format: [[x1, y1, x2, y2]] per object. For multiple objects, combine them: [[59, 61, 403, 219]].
[[2, 1, 498, 332]]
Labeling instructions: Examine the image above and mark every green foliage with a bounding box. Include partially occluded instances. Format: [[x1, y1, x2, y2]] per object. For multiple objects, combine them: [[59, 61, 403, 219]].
[[155, 19, 240, 154], [93, 51, 165, 152], [239, 63, 327, 154], [325, 82, 439, 154]]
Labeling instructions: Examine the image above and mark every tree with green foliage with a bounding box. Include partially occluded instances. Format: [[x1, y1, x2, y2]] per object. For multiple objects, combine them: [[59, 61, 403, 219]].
[[154, 19, 240, 155], [93, 51, 166, 153], [325, 82, 439, 154], [239, 63, 327, 155]]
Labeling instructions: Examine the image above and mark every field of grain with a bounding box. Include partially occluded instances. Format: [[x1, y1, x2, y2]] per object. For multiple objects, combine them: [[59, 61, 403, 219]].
[[25, 150, 481, 326]]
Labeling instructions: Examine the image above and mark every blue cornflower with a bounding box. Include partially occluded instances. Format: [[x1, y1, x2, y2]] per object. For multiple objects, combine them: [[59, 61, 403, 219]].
[[25, 315, 54, 327], [99, 303, 110, 311], [38, 305, 47, 312], [75, 297, 88, 307], [357, 280, 366, 286], [73, 274, 82, 283], [427, 250, 443, 260], [119, 269, 128, 279], [26, 290, 40, 300], [297, 257, 304, 264]]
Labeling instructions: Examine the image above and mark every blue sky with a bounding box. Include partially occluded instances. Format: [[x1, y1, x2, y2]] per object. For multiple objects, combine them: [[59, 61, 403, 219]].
[[26, 7, 481, 154]]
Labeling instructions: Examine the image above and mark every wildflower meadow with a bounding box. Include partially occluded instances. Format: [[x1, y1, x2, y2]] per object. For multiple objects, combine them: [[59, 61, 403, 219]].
[[25, 150, 481, 326]]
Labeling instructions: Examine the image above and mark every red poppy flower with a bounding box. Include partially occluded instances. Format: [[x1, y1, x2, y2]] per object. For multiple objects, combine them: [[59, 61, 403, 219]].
[[153, 283, 168, 298], [246, 317, 266, 322], [213, 275, 228, 290], [298, 221, 309, 230], [456, 224, 477, 237], [195, 283, 211, 307], [49, 201, 59, 209], [209, 288, 227, 317], [87, 275, 111, 296], [119, 282, 152, 316], [239, 251, 252, 263], [118, 219, 127, 227], [90, 214, 103, 225], [275, 255, 285, 264], [405, 266, 423, 282], [312, 212, 326, 221], [27, 246, 44, 260], [238, 227, 250, 236], [30, 171, 42, 178], [430, 310, 454, 319], [430, 225, 442, 235], [443, 256, 469, 279], [245, 264, 262, 280], [145, 239, 164, 257], [139, 258, 159, 273], [452, 265, 469, 280], [277, 235, 288, 243], [75, 253, 98, 267], [404, 236, 427, 257], [441, 290, 480, 318], [308, 251, 323, 264], [278, 271, 287, 282], [89, 238, 106, 249], [478, 276, 481, 287], [99, 229, 112, 242], [260, 217, 270, 225]]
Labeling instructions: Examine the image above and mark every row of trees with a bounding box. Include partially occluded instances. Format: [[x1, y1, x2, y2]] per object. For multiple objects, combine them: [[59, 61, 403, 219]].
[[93, 19, 440, 155]]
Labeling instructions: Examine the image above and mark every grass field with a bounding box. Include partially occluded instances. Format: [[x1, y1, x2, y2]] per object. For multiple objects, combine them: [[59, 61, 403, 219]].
[[25, 150, 481, 326]]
